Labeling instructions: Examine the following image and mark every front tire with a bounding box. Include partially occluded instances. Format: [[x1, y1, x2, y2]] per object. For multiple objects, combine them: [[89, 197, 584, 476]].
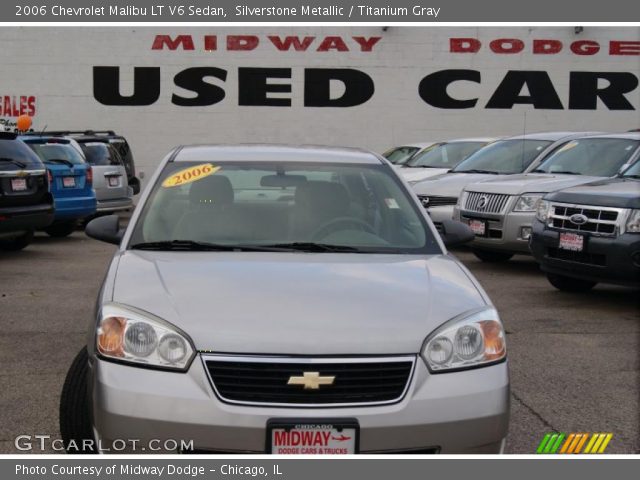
[[546, 273, 597, 292], [0, 230, 34, 251], [45, 221, 76, 238], [472, 249, 514, 263], [59, 347, 95, 454]]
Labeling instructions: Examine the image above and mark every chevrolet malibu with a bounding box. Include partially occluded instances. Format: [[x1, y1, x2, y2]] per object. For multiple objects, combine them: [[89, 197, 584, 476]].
[[60, 145, 509, 454]]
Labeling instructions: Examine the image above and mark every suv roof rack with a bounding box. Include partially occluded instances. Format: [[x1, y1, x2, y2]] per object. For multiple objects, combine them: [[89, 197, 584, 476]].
[[22, 130, 118, 136]]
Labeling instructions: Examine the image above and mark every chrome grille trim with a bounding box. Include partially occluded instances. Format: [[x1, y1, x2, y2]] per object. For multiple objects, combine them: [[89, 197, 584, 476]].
[[547, 202, 625, 237], [201, 354, 416, 408], [464, 192, 511, 214]]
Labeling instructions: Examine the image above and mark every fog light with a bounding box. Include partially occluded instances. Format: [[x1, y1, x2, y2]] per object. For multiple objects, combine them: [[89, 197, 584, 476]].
[[520, 226, 532, 240]]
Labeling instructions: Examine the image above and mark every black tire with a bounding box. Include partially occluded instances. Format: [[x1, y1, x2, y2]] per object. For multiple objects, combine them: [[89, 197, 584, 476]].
[[472, 249, 514, 263], [546, 273, 597, 292], [59, 347, 95, 454], [45, 221, 76, 238], [0, 230, 34, 251]]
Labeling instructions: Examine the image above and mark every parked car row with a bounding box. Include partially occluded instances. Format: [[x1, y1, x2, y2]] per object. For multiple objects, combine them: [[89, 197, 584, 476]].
[[384, 131, 640, 291], [0, 130, 137, 249]]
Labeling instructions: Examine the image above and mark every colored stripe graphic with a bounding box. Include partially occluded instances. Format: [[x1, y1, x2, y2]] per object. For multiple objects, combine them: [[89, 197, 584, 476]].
[[538, 433, 613, 454]]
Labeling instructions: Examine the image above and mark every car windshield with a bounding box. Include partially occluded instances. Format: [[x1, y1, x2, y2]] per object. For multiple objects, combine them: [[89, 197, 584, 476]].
[[129, 161, 440, 254], [406, 142, 488, 168], [25, 141, 86, 166], [79, 142, 123, 166], [0, 138, 44, 171], [452, 139, 552, 174], [534, 138, 640, 177], [382, 146, 420, 165]]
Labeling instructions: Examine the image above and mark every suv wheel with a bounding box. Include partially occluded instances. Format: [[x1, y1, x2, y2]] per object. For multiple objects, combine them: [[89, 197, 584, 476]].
[[546, 273, 597, 292], [472, 249, 514, 263], [45, 221, 76, 238], [0, 230, 34, 251], [59, 347, 95, 453]]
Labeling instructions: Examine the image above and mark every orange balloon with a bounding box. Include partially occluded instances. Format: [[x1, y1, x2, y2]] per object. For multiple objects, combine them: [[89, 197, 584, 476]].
[[16, 115, 32, 131]]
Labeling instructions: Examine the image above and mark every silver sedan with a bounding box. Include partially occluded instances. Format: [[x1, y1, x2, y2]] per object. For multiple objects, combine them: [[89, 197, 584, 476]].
[[60, 145, 509, 454]]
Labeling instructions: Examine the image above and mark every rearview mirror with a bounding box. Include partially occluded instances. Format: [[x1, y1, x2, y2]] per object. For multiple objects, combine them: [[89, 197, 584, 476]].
[[85, 215, 123, 245], [437, 219, 475, 247], [128, 176, 141, 195]]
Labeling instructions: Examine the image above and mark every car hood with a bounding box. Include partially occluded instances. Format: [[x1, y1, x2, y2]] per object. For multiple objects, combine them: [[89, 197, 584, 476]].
[[412, 173, 504, 197], [400, 168, 450, 183], [465, 173, 604, 195], [546, 178, 640, 209], [111, 251, 486, 355]]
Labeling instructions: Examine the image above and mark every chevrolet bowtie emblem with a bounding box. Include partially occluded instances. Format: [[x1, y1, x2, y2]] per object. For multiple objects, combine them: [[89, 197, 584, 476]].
[[287, 372, 335, 390]]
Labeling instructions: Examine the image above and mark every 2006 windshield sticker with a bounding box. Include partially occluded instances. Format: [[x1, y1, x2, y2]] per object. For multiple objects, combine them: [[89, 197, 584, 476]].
[[162, 163, 220, 188]]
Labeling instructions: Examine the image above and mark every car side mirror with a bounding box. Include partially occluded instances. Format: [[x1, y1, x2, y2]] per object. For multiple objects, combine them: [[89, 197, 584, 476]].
[[438, 219, 475, 247], [85, 215, 123, 245], [128, 176, 141, 195]]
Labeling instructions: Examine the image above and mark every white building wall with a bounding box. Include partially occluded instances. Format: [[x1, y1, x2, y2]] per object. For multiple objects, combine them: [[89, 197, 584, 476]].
[[0, 26, 638, 182]]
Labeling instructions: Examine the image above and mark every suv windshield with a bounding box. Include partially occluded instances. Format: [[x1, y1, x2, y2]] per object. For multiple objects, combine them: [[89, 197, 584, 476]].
[[25, 141, 86, 166], [452, 139, 552, 174], [406, 142, 488, 168], [129, 161, 439, 254], [382, 146, 420, 165], [0, 138, 44, 171], [534, 138, 640, 177], [79, 142, 123, 166]]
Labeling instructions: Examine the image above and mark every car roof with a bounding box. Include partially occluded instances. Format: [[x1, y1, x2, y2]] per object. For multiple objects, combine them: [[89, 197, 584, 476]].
[[578, 132, 640, 140], [443, 137, 498, 143], [172, 144, 383, 164], [501, 131, 600, 141]]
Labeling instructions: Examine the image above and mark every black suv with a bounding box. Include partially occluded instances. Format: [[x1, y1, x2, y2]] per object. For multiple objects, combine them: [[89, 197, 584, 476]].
[[0, 132, 54, 250], [530, 159, 640, 291], [32, 130, 140, 194]]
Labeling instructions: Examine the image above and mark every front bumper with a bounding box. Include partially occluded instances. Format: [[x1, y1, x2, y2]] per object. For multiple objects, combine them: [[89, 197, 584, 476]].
[[90, 355, 510, 454], [0, 202, 54, 236], [530, 221, 640, 287], [454, 207, 534, 254]]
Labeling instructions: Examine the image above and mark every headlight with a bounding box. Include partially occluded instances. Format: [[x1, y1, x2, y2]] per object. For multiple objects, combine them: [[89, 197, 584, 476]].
[[535, 199, 551, 222], [513, 194, 544, 212], [625, 209, 640, 233], [421, 308, 506, 373], [457, 191, 468, 208], [97, 304, 195, 371]]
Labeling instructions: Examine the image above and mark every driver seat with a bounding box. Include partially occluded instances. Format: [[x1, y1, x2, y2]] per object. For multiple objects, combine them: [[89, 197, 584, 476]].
[[291, 181, 351, 241]]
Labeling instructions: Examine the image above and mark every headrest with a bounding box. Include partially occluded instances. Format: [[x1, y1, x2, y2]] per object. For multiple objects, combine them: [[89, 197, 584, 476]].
[[295, 181, 350, 216], [188, 175, 234, 206]]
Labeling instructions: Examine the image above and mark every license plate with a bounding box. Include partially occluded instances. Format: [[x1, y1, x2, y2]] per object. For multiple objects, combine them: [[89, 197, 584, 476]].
[[63, 176, 76, 188], [107, 176, 119, 187], [468, 219, 486, 236], [10, 178, 27, 191], [559, 232, 584, 252], [267, 420, 359, 455]]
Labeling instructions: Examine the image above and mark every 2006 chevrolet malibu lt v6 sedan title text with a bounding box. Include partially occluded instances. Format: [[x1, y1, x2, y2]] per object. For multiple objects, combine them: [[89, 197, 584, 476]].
[[60, 145, 509, 454]]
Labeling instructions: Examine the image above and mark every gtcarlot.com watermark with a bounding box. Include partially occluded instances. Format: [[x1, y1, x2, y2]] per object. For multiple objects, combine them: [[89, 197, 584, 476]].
[[15, 435, 194, 452]]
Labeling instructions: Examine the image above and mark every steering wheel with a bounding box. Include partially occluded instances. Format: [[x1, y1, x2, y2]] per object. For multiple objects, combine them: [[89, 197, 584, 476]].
[[311, 217, 376, 241]]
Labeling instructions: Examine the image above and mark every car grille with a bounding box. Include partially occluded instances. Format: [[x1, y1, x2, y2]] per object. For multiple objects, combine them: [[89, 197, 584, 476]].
[[464, 192, 511, 214], [549, 203, 620, 237], [417, 195, 458, 208], [203, 356, 415, 407]]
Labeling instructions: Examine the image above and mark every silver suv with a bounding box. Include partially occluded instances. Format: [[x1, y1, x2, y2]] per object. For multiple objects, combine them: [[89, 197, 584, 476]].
[[454, 133, 640, 262], [60, 145, 509, 454]]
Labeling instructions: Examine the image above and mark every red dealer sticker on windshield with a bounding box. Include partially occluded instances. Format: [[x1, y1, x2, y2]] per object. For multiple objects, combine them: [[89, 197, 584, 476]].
[[162, 163, 220, 188]]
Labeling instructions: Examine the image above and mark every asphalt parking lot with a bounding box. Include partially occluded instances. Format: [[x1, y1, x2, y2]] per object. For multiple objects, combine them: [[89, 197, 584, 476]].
[[0, 227, 638, 454]]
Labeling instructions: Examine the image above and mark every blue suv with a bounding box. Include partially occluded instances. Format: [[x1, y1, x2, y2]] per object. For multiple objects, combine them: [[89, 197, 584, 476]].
[[21, 136, 97, 237]]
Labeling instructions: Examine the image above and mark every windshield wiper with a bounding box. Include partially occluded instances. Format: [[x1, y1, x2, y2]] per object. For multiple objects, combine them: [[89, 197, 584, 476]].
[[266, 242, 369, 253], [622, 174, 640, 179], [452, 169, 500, 174], [130, 240, 291, 252], [45, 158, 74, 168], [0, 157, 27, 169], [547, 170, 582, 175]]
